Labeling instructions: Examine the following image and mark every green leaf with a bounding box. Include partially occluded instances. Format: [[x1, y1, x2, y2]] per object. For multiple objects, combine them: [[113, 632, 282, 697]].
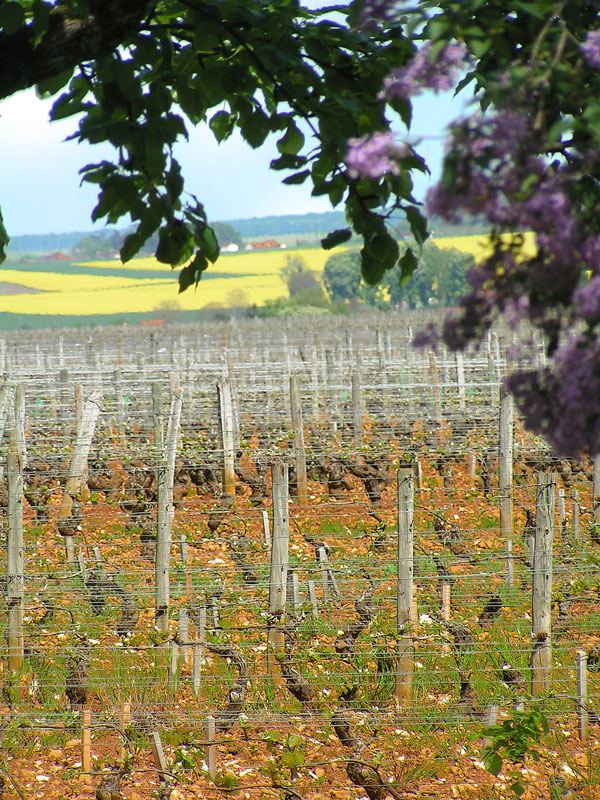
[[282, 170, 310, 185], [398, 247, 419, 286], [36, 69, 74, 99], [361, 233, 399, 285], [483, 750, 502, 776], [210, 111, 234, 143], [156, 220, 195, 266], [276, 124, 305, 155], [200, 225, 220, 263], [405, 206, 429, 248], [0, 209, 8, 262], [120, 232, 143, 263], [280, 750, 305, 769], [0, 2, 25, 35], [321, 228, 352, 249]]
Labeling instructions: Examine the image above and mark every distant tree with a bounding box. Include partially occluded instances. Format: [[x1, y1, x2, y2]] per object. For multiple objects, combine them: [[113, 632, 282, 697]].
[[281, 255, 327, 306], [323, 251, 362, 302], [73, 231, 121, 259], [211, 222, 243, 249], [385, 245, 473, 309]]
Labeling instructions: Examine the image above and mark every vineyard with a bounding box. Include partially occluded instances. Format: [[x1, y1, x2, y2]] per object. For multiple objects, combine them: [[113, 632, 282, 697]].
[[0, 311, 598, 800]]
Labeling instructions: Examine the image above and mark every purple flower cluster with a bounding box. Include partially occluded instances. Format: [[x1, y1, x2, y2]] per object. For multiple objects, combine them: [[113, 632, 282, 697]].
[[345, 131, 404, 179], [357, 0, 400, 31], [582, 29, 600, 69], [381, 42, 466, 100], [508, 335, 600, 455], [574, 275, 600, 320]]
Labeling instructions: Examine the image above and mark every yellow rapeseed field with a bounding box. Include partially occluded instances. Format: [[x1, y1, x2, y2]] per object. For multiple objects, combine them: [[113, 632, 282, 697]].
[[0, 236, 536, 317], [433, 231, 537, 260]]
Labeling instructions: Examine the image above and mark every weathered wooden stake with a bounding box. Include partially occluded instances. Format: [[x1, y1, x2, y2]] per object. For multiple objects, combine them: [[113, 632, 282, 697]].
[[216, 379, 236, 499], [557, 488, 566, 542], [455, 351, 466, 412], [155, 387, 183, 633], [261, 510, 270, 547], [499, 386, 514, 585], [7, 446, 24, 675], [205, 716, 217, 780], [150, 730, 168, 777], [179, 608, 190, 666], [114, 368, 125, 448], [82, 709, 92, 783], [60, 389, 102, 563], [152, 383, 165, 454], [396, 468, 414, 706], [594, 455, 600, 526], [267, 463, 289, 682], [531, 472, 555, 696], [572, 490, 580, 542], [307, 580, 319, 617], [351, 370, 362, 449], [577, 650, 588, 741], [428, 351, 442, 425], [168, 641, 179, 689], [289, 375, 308, 505], [120, 702, 131, 760]]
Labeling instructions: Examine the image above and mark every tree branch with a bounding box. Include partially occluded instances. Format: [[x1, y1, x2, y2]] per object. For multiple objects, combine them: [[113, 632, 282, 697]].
[[0, 0, 152, 101]]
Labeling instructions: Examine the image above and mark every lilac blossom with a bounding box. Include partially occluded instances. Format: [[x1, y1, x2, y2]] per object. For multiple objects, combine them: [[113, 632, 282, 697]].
[[357, 0, 400, 30], [381, 42, 466, 100], [508, 335, 600, 455], [574, 276, 600, 320], [582, 29, 600, 69], [345, 131, 404, 179]]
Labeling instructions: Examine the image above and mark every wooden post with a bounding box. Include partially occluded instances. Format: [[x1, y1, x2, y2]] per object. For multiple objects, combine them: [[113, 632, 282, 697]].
[[428, 351, 442, 425], [531, 472, 555, 696], [179, 608, 190, 666], [225, 352, 241, 450], [216, 380, 236, 499], [168, 641, 179, 689], [483, 706, 499, 749], [287, 570, 300, 617], [261, 510, 270, 547], [499, 386, 514, 585], [572, 490, 580, 542], [307, 580, 319, 617], [192, 605, 206, 698], [468, 451, 477, 482], [155, 387, 183, 633], [150, 731, 168, 777], [593, 455, 600, 526], [441, 581, 451, 655], [82, 709, 92, 783], [114, 368, 126, 448], [455, 351, 466, 412], [351, 370, 362, 450], [152, 383, 165, 454], [557, 488, 566, 542], [267, 463, 289, 681], [7, 447, 24, 675], [396, 468, 414, 706], [289, 375, 308, 505], [325, 349, 339, 433], [205, 716, 217, 780], [120, 702, 131, 760], [577, 651, 588, 742], [60, 389, 102, 563]]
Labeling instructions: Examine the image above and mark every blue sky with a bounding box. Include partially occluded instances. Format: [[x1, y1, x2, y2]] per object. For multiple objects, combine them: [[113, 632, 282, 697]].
[[0, 84, 465, 236]]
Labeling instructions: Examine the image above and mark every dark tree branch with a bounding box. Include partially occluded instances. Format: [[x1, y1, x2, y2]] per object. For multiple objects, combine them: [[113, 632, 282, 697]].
[[0, 0, 152, 101]]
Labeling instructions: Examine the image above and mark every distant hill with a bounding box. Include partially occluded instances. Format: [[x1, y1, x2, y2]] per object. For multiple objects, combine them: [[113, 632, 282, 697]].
[[222, 212, 347, 237], [5, 211, 491, 255], [7, 230, 118, 254]]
